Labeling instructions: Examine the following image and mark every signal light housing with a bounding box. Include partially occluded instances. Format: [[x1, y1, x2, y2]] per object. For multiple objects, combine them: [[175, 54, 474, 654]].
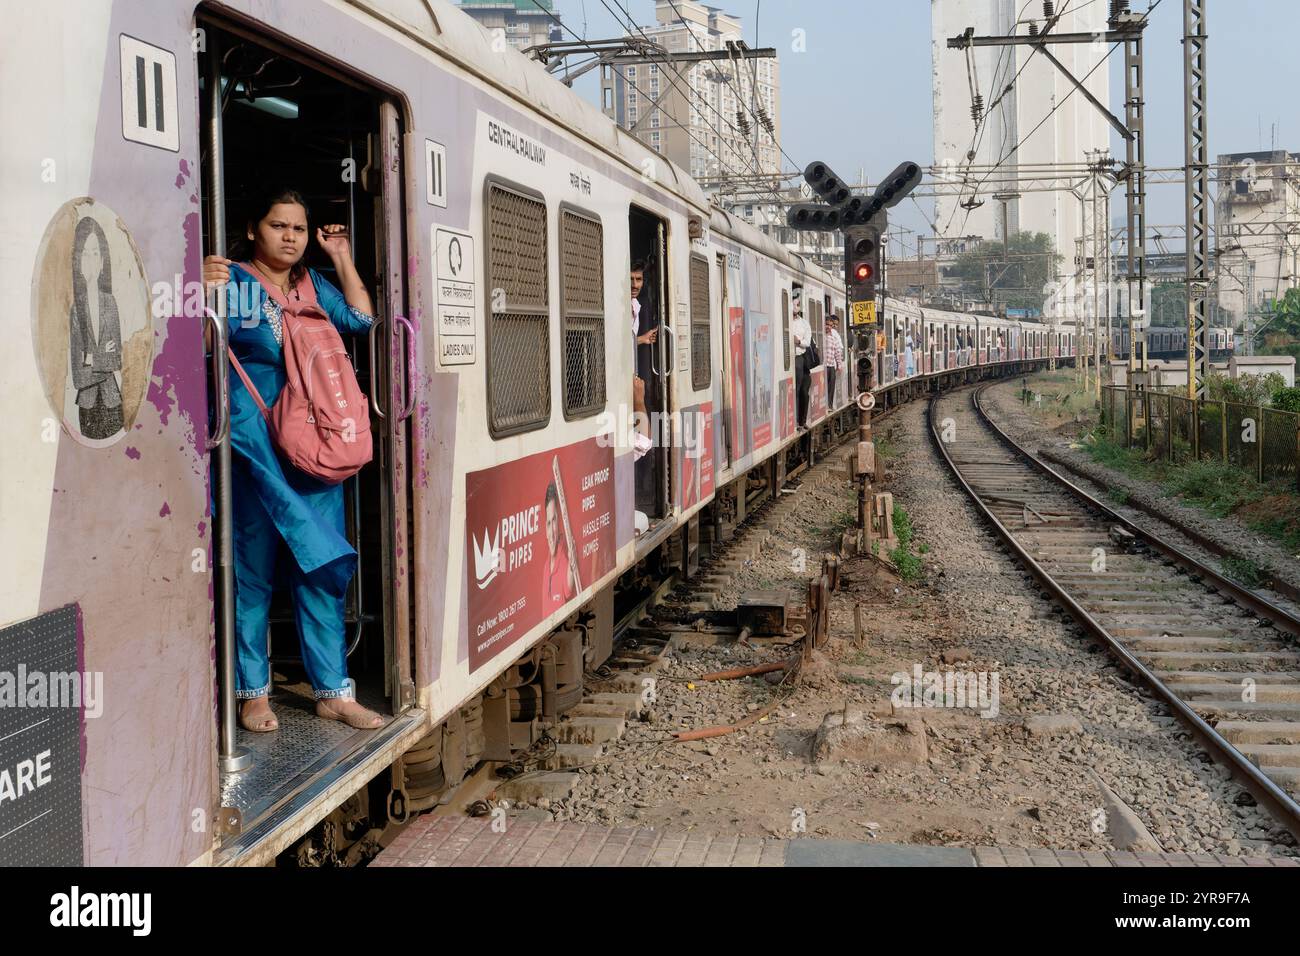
[[874, 161, 922, 210], [786, 202, 841, 232], [845, 222, 883, 327], [804, 161, 853, 208]]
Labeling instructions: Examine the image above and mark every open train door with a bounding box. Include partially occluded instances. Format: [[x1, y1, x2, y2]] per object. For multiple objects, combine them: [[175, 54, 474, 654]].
[[655, 219, 672, 518], [197, 20, 427, 860], [717, 253, 733, 468], [376, 100, 416, 713]]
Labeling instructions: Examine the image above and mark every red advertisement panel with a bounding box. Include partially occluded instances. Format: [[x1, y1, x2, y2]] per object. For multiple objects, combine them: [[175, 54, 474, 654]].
[[809, 367, 828, 423], [728, 306, 747, 459], [680, 401, 715, 510], [465, 436, 616, 672], [778, 378, 795, 440]]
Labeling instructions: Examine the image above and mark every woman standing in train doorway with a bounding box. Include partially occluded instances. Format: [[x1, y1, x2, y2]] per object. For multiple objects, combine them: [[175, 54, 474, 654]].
[[203, 188, 385, 734]]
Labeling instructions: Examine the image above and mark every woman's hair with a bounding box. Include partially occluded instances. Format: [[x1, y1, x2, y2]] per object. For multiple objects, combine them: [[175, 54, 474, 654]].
[[232, 187, 312, 284], [72, 217, 113, 346], [72, 216, 111, 292]]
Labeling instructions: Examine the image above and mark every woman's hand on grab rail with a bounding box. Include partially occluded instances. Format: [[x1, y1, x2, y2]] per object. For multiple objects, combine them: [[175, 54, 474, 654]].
[[317, 224, 351, 261], [203, 255, 233, 295]]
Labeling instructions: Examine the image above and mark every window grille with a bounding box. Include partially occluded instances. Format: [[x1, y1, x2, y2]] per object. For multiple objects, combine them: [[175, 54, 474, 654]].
[[560, 210, 605, 418], [486, 183, 549, 436]]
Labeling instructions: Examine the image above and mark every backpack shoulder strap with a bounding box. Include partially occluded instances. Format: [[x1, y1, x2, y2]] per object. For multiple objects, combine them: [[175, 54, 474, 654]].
[[227, 349, 271, 420]]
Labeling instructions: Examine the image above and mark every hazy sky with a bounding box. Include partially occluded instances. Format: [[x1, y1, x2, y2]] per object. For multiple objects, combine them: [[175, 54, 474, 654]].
[[551, 0, 1298, 252]]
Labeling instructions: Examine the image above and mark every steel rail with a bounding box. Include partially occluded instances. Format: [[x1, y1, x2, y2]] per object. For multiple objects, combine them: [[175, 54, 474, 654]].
[[929, 383, 1300, 838]]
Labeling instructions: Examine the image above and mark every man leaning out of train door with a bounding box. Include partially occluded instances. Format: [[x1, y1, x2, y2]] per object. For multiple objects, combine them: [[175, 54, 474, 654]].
[[630, 259, 655, 462], [792, 302, 812, 427], [630, 259, 654, 535]]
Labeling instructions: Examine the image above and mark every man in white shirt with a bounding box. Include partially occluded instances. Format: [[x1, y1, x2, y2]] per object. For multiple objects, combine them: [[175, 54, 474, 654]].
[[631, 260, 655, 459], [791, 303, 813, 427]]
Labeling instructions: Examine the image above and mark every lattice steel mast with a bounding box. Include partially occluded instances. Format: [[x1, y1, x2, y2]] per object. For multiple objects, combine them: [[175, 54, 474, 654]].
[[1183, 0, 1209, 398]]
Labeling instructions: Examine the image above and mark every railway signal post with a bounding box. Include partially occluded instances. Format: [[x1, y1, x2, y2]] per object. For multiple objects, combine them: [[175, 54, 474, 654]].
[[786, 159, 921, 552]]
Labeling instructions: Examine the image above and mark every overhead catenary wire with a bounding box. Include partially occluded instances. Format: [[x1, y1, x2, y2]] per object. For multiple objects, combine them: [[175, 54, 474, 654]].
[[949, 0, 1038, 214], [946, 0, 1164, 242], [659, 0, 804, 182], [523, 0, 783, 208], [525, 0, 758, 184], [950, 0, 1072, 229], [620, 0, 787, 206], [950, 0, 1119, 230], [594, 0, 790, 208]]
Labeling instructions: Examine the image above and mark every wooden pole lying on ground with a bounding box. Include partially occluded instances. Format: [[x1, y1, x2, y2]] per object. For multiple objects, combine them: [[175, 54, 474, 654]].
[[696, 660, 791, 682], [672, 700, 782, 742]]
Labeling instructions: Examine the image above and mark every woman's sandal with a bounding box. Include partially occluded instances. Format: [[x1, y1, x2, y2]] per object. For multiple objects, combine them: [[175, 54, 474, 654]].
[[239, 698, 280, 733], [316, 699, 386, 730]]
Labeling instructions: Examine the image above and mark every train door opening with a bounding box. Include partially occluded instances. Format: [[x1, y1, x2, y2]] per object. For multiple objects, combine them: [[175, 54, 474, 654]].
[[198, 19, 414, 831], [720, 255, 737, 467], [629, 207, 670, 527]]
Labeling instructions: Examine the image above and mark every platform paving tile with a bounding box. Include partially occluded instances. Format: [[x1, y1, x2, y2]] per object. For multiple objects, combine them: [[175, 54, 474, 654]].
[[372, 818, 1300, 868]]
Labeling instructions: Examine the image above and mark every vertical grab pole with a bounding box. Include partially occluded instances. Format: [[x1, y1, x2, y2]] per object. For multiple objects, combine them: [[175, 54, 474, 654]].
[[657, 221, 670, 517], [206, 34, 250, 775]]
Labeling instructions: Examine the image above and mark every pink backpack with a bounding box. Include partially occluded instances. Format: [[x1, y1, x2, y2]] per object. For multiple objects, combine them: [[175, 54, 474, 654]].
[[228, 263, 373, 484]]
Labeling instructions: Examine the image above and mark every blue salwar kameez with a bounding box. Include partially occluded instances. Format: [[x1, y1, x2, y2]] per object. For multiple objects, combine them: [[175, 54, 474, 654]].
[[221, 263, 374, 700]]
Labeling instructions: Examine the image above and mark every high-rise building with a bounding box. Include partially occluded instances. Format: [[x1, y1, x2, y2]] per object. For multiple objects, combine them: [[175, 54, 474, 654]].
[[931, 0, 1111, 313], [603, 1, 780, 189], [1214, 150, 1300, 338], [455, 0, 562, 52]]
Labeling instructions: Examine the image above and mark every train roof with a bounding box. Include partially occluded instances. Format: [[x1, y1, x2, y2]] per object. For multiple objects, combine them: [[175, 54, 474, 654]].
[[359, 0, 844, 292]]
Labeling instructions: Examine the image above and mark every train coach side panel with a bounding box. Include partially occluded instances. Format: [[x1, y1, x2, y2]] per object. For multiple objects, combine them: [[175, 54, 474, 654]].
[[3, 3, 216, 865]]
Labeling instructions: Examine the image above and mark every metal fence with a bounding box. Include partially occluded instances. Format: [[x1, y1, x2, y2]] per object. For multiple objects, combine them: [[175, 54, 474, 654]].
[[1100, 386, 1299, 485]]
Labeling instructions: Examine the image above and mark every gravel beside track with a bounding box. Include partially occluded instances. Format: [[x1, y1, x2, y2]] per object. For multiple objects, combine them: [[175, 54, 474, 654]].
[[982, 377, 1300, 607], [518, 387, 1299, 857]]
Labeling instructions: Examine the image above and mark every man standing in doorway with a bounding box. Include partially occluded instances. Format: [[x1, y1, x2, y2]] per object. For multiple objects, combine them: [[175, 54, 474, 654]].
[[824, 313, 845, 409], [631, 259, 655, 459], [792, 300, 812, 427]]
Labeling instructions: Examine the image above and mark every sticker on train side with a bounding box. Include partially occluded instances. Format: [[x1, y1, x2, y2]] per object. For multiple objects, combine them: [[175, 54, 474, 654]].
[[435, 228, 476, 366]]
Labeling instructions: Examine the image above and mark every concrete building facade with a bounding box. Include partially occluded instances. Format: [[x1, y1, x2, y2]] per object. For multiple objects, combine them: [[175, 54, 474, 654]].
[[455, 0, 561, 52], [604, 1, 780, 187], [1214, 150, 1300, 336]]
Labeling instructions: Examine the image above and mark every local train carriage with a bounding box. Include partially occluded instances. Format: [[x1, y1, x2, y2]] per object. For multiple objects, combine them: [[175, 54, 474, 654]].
[[1, 0, 859, 866], [1111, 324, 1235, 361], [1, 0, 1063, 867]]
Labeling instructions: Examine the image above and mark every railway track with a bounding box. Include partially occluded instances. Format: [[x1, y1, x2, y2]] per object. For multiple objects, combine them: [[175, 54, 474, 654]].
[[930, 382, 1300, 837]]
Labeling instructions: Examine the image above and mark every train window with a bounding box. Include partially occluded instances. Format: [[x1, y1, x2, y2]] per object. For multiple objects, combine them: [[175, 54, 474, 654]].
[[781, 288, 791, 371], [559, 208, 605, 420], [689, 253, 711, 390], [486, 182, 550, 437]]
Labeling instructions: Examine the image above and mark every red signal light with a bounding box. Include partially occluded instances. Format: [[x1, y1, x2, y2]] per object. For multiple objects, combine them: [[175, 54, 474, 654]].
[[854, 262, 873, 282]]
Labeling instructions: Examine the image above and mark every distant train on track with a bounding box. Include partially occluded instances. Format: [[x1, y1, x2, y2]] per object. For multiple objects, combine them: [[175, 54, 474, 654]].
[[1112, 325, 1235, 362], [1, 0, 1073, 866]]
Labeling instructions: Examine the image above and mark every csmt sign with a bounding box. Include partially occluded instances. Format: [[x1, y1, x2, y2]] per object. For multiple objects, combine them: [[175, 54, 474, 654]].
[[851, 300, 877, 327], [0, 604, 85, 865]]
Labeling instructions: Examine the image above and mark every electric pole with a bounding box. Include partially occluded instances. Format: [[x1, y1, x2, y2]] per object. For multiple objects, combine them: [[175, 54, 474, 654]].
[[1183, 0, 1210, 398]]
